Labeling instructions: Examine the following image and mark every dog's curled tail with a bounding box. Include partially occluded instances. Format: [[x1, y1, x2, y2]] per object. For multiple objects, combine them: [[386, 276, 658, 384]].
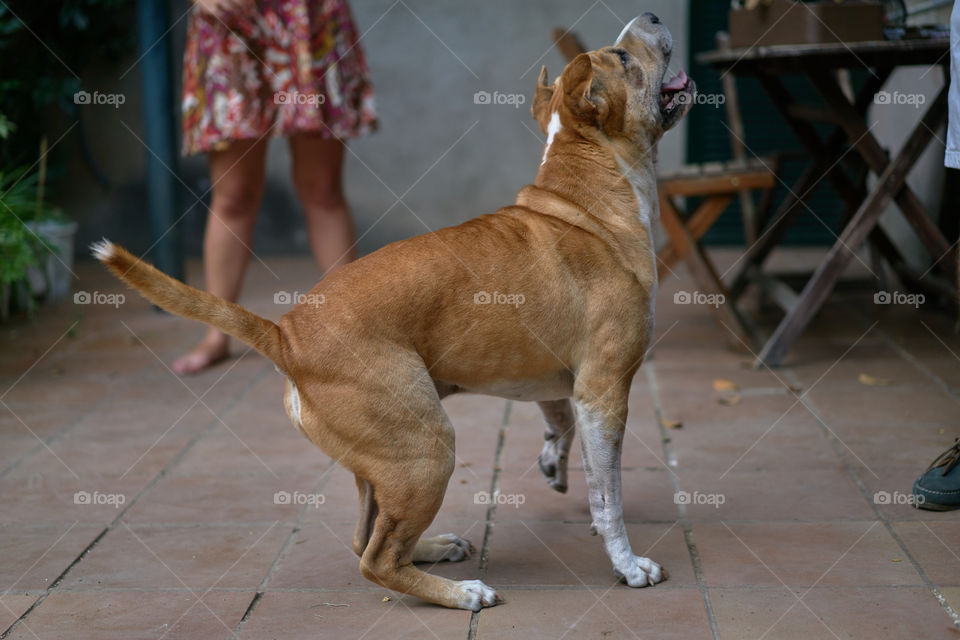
[[92, 239, 285, 367]]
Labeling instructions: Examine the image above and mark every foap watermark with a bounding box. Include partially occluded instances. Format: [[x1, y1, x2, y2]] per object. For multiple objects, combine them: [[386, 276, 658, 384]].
[[674, 490, 725, 508], [873, 490, 924, 507], [74, 290, 125, 308], [74, 90, 126, 108], [874, 91, 926, 108], [674, 290, 725, 308], [274, 490, 326, 508], [274, 291, 326, 307], [473, 90, 526, 108], [474, 290, 525, 307], [676, 91, 725, 108], [874, 290, 924, 308], [275, 91, 325, 107], [474, 490, 525, 508], [74, 490, 126, 508]]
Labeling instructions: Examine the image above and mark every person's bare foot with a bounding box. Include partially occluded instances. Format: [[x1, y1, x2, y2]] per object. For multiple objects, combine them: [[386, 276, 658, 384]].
[[172, 330, 230, 375]]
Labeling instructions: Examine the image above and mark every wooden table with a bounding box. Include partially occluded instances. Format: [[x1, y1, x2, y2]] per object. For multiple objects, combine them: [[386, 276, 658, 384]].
[[699, 39, 957, 366]]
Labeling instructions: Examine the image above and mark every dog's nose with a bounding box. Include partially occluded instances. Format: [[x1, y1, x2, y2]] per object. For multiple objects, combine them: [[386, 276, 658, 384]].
[[644, 12, 660, 24]]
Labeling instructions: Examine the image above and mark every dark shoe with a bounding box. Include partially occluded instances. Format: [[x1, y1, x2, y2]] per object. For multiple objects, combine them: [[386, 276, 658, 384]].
[[912, 438, 960, 511]]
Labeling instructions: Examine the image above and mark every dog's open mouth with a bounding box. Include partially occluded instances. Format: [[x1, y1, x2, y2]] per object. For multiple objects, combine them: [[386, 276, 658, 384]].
[[660, 69, 693, 116]]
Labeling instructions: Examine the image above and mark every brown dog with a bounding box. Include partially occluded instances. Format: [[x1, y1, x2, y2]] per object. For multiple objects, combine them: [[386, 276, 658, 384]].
[[95, 13, 694, 611]]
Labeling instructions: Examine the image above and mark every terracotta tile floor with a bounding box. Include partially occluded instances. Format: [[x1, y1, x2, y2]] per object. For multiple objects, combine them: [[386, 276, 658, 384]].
[[2, 250, 960, 639]]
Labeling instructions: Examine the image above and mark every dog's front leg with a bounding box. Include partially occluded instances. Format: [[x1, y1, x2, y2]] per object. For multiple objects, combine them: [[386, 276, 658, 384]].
[[574, 392, 664, 587]]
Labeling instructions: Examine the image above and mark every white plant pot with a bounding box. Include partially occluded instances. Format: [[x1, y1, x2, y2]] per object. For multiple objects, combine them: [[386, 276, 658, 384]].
[[25, 220, 78, 302]]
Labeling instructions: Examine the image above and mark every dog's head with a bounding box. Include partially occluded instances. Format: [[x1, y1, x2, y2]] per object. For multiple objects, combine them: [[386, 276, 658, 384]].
[[532, 12, 695, 153]]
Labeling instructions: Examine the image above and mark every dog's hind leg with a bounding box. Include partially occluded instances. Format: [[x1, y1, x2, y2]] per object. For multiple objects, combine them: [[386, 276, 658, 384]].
[[537, 399, 575, 493], [352, 477, 377, 557], [355, 476, 471, 562], [358, 413, 500, 610]]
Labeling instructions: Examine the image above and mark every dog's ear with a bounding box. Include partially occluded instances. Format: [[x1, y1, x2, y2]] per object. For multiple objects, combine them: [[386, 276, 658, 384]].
[[561, 53, 607, 126], [531, 66, 555, 134]]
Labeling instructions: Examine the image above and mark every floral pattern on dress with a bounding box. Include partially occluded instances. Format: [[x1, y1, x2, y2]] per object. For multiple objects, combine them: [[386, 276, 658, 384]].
[[181, 0, 377, 155]]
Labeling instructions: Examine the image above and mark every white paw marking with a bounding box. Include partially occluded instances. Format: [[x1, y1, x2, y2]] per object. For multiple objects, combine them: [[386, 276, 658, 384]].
[[435, 533, 474, 562], [538, 440, 568, 493], [415, 534, 475, 563], [614, 555, 664, 587], [455, 579, 502, 611]]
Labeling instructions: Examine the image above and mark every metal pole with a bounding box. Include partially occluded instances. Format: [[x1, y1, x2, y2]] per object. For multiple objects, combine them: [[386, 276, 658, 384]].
[[136, 0, 183, 281]]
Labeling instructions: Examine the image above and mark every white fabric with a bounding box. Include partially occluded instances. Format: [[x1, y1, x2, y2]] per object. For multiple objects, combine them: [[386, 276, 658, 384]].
[[946, 1, 960, 168]]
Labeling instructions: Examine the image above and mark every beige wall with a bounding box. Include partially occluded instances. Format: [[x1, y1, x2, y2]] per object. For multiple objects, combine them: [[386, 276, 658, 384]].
[[61, 1, 689, 258]]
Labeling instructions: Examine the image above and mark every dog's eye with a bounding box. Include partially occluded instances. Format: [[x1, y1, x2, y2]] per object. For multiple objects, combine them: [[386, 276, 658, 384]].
[[613, 49, 630, 68]]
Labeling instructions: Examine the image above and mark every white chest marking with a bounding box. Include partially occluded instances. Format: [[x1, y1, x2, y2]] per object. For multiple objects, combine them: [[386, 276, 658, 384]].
[[616, 154, 658, 329], [614, 155, 657, 230], [541, 112, 562, 166]]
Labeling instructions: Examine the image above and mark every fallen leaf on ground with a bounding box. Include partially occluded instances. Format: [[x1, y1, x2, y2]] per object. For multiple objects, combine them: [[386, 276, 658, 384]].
[[713, 378, 739, 391], [382, 596, 391, 602], [858, 373, 891, 386], [718, 394, 742, 406], [661, 418, 683, 430]]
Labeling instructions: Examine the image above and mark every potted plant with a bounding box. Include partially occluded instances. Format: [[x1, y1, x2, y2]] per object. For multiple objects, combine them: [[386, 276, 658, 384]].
[[24, 136, 78, 302], [0, 122, 71, 317], [0, 198, 39, 319]]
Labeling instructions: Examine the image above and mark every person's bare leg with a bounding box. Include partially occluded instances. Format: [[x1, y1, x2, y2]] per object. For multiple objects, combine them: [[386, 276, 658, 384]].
[[289, 135, 357, 274], [172, 138, 268, 375]]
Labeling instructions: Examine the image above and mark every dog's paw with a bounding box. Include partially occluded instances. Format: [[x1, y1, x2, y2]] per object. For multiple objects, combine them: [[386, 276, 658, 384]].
[[613, 555, 666, 587], [538, 441, 568, 494], [413, 533, 475, 563], [454, 579, 503, 611]]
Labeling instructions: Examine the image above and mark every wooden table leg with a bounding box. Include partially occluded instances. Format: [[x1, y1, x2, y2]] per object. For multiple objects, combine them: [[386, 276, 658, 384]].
[[809, 71, 956, 280], [658, 193, 733, 279], [729, 71, 886, 300], [729, 162, 821, 299], [758, 90, 948, 366], [659, 192, 753, 347], [742, 73, 932, 305]]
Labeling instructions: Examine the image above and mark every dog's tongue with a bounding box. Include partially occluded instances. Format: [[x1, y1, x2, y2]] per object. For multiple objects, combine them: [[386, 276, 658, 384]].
[[662, 69, 688, 91]]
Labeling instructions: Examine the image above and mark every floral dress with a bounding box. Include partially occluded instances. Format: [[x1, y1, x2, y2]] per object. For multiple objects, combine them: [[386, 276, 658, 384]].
[[181, 0, 377, 155]]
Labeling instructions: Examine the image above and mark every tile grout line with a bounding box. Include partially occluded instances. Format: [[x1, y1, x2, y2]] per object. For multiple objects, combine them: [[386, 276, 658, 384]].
[[782, 364, 960, 632], [231, 458, 339, 636], [10, 583, 941, 595], [0, 360, 275, 640], [467, 399, 512, 640], [840, 304, 960, 631], [645, 359, 723, 640], [0, 356, 159, 480], [3, 515, 918, 529]]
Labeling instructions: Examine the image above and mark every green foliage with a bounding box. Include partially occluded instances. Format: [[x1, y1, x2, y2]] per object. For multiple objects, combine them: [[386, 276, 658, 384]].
[[0, 211, 38, 285], [0, 0, 133, 307], [0, 166, 56, 285]]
